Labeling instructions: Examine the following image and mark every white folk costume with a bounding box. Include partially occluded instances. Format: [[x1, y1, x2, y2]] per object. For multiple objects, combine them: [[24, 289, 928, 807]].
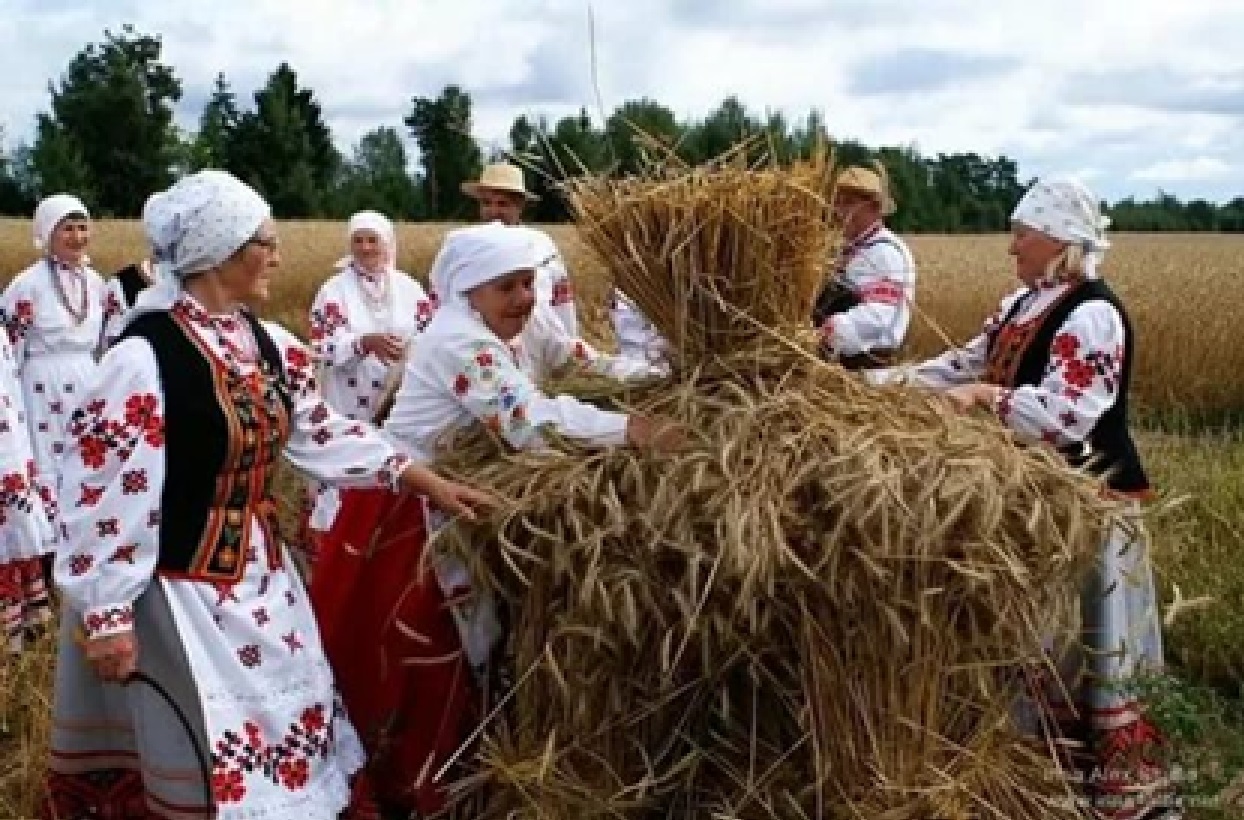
[[1, 196, 121, 535], [525, 225, 579, 338], [44, 171, 412, 820], [812, 221, 915, 368], [304, 213, 435, 538], [871, 178, 1170, 819], [309, 212, 435, 422], [0, 328, 55, 654], [610, 289, 670, 367], [312, 222, 657, 818]]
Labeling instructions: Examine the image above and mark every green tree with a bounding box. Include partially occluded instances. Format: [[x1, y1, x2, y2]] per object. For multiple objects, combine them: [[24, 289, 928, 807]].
[[605, 98, 682, 175], [0, 127, 36, 215], [30, 114, 96, 203], [228, 63, 339, 216], [333, 126, 421, 219], [507, 114, 566, 222], [688, 96, 760, 164], [191, 72, 239, 171], [404, 85, 483, 220], [33, 25, 181, 215]]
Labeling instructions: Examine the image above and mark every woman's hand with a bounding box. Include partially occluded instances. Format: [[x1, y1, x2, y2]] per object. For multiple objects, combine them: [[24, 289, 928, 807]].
[[359, 333, 406, 365], [83, 631, 139, 683], [944, 382, 1002, 414], [400, 464, 498, 522], [626, 414, 687, 452]]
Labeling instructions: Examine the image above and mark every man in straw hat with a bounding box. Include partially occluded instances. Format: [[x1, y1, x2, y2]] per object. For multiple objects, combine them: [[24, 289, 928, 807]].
[[461, 161, 580, 337], [813, 161, 916, 369]]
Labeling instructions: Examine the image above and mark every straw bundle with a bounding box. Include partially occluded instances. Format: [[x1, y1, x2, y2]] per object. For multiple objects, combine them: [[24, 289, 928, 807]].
[[429, 156, 1119, 819], [564, 147, 835, 365]]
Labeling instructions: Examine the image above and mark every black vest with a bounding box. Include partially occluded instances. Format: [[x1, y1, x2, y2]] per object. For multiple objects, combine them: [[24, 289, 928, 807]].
[[119, 309, 292, 582], [986, 280, 1149, 493], [113, 264, 150, 307], [812, 233, 906, 327]]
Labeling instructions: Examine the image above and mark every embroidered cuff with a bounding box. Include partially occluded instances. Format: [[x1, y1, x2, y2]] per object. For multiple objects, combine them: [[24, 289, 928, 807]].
[[379, 452, 413, 493], [83, 604, 135, 640]]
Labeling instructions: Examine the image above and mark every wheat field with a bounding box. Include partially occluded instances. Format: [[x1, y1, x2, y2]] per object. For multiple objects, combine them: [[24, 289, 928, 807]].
[[2, 219, 1237, 414], [1, 221, 1243, 818]]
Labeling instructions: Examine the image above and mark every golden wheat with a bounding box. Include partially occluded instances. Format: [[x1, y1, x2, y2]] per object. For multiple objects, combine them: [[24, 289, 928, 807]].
[[0, 219, 1236, 413]]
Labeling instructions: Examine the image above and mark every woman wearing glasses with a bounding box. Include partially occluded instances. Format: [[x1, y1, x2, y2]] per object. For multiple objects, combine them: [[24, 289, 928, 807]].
[[41, 170, 493, 820]]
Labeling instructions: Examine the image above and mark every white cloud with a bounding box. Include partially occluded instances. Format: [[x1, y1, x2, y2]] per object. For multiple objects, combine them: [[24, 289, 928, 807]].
[[1131, 157, 1235, 184], [1, 0, 1242, 201]]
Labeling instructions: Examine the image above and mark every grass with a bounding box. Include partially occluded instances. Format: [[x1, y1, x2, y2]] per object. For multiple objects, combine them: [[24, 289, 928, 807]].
[[0, 222, 1242, 817]]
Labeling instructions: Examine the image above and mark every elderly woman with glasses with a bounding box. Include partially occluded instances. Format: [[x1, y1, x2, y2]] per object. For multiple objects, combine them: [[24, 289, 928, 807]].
[[870, 177, 1171, 819], [41, 170, 493, 820]]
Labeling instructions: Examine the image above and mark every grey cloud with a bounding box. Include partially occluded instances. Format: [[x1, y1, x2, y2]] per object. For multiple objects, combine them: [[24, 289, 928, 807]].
[[1064, 66, 1244, 118], [668, 0, 904, 30], [999, 125, 1244, 203], [849, 48, 1016, 95], [473, 37, 592, 108]]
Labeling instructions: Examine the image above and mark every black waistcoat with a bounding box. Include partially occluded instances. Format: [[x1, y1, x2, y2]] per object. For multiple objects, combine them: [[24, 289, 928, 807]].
[[118, 308, 292, 582], [985, 279, 1149, 493], [113, 264, 150, 307]]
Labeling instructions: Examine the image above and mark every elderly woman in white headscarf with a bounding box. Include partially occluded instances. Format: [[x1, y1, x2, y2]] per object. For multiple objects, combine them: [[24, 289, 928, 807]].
[[310, 221, 678, 819], [1, 195, 121, 561], [301, 211, 435, 554], [870, 177, 1170, 818], [41, 170, 493, 820], [309, 210, 434, 421]]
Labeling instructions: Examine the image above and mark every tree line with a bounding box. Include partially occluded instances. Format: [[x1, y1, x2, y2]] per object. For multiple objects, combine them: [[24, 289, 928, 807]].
[[2, 26, 1241, 233]]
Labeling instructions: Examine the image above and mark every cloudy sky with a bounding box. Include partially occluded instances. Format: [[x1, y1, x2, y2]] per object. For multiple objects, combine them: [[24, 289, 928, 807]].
[[2, 0, 1242, 202]]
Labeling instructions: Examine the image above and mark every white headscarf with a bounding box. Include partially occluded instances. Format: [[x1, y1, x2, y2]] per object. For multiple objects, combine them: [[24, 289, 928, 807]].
[[33, 194, 90, 251], [428, 222, 538, 311], [128, 170, 272, 323], [335, 210, 398, 273], [1011, 177, 1111, 279], [143, 169, 271, 281]]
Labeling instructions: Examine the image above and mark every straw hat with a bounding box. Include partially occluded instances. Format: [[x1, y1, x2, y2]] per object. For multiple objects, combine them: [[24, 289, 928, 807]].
[[461, 162, 539, 202], [835, 165, 896, 216]]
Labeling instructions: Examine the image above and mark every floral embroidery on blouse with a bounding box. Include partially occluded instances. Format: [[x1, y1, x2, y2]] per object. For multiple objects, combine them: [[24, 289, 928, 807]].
[[454, 341, 534, 438], [68, 394, 165, 470], [3, 299, 35, 347], [309, 302, 347, 345]]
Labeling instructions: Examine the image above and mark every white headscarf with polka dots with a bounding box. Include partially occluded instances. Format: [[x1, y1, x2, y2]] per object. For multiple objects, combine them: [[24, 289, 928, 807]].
[[1011, 177, 1111, 279], [125, 170, 272, 325]]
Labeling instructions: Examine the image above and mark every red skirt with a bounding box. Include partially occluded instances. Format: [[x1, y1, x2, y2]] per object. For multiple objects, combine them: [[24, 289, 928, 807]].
[[309, 487, 476, 817]]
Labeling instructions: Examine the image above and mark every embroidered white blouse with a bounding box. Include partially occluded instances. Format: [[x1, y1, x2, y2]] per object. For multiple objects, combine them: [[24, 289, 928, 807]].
[[822, 223, 916, 356], [55, 294, 410, 636], [384, 302, 661, 463], [309, 265, 435, 421], [529, 228, 579, 337], [870, 281, 1127, 448], [0, 329, 54, 562]]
